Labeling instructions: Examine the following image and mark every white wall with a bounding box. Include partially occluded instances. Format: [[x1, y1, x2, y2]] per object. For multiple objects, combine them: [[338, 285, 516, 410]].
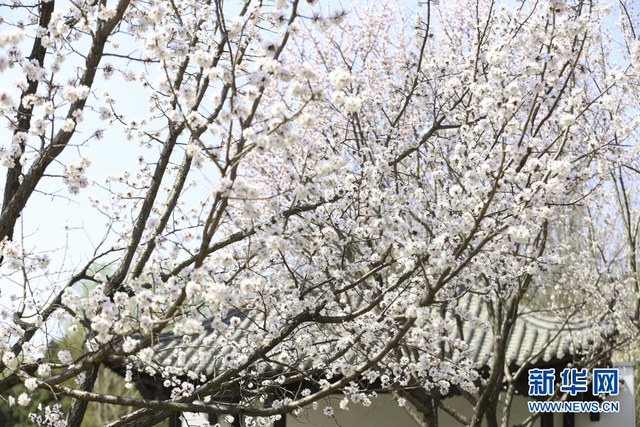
[[181, 410, 209, 427], [285, 393, 538, 427], [572, 362, 635, 427], [182, 364, 635, 427], [286, 394, 417, 427]]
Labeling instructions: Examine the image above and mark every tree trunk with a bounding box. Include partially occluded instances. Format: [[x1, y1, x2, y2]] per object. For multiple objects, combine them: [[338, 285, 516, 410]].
[[66, 364, 100, 427]]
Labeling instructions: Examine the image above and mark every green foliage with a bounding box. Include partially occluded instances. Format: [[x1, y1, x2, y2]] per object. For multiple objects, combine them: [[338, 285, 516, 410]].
[[0, 385, 60, 427], [1, 324, 168, 427]]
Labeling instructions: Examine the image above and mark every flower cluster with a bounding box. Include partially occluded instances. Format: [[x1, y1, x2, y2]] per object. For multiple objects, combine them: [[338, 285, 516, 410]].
[[61, 155, 91, 194]]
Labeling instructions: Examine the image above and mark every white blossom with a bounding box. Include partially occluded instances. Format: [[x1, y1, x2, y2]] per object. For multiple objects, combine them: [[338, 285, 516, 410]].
[[57, 350, 73, 364], [17, 393, 30, 406]]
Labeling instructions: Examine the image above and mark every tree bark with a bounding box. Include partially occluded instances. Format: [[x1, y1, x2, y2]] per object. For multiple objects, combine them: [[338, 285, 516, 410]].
[[67, 364, 101, 427]]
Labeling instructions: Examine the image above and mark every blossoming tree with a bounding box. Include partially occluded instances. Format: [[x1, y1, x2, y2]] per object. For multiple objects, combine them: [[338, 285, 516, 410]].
[[0, 0, 637, 426]]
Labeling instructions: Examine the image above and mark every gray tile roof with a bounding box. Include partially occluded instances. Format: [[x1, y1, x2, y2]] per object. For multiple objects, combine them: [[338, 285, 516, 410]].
[[446, 295, 592, 367], [120, 295, 593, 379]]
